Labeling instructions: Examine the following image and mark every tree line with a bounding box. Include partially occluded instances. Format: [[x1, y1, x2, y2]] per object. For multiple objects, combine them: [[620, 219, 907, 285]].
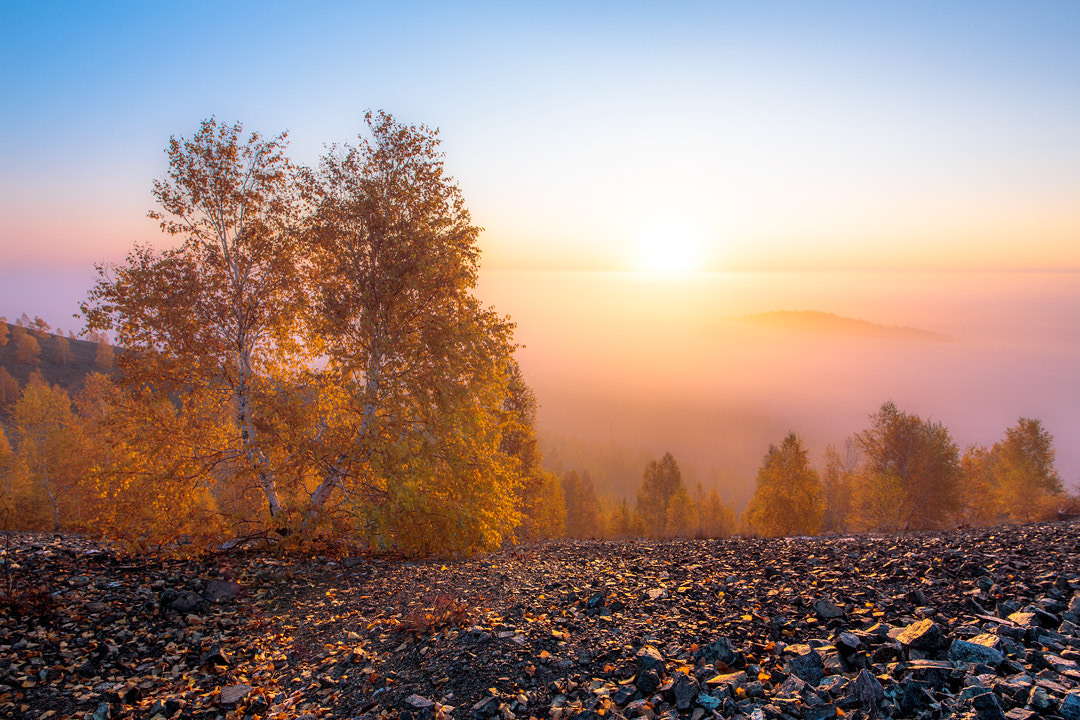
[[743, 402, 1072, 537]]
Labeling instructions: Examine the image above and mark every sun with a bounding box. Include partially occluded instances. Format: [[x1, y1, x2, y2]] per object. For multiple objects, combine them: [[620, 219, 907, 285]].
[[631, 213, 706, 274]]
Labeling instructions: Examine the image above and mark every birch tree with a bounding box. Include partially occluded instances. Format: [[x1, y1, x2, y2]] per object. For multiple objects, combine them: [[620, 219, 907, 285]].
[[83, 118, 302, 520], [300, 111, 523, 552]]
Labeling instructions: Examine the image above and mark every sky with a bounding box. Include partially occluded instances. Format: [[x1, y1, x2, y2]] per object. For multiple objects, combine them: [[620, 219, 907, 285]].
[[2, 2, 1079, 491]]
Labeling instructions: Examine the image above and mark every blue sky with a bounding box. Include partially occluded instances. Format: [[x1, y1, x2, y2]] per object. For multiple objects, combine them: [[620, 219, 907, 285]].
[[3, 1, 1079, 275]]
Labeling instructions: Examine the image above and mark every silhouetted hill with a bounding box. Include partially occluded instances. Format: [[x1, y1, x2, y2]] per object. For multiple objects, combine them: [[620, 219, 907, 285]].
[[735, 310, 951, 341], [0, 322, 113, 397]]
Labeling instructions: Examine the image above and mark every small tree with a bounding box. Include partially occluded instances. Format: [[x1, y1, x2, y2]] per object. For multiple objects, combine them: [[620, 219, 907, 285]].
[[0, 318, 8, 348], [744, 432, 824, 537], [665, 483, 697, 537], [697, 486, 735, 538], [561, 470, 603, 537], [83, 117, 301, 521], [0, 368, 18, 407], [55, 335, 74, 365], [13, 326, 41, 364], [993, 418, 1061, 522], [94, 339, 114, 369], [856, 401, 961, 530], [960, 445, 1003, 526], [636, 452, 685, 537], [12, 382, 86, 531], [821, 442, 857, 533]]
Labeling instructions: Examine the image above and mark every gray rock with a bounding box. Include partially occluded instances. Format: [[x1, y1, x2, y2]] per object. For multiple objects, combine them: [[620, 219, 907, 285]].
[[623, 699, 656, 719], [1061, 691, 1080, 720], [671, 671, 698, 710], [813, 598, 845, 619], [696, 692, 722, 711], [949, 638, 1004, 667], [846, 669, 884, 710], [471, 695, 501, 718], [969, 690, 1006, 720], [635, 668, 661, 695], [1004, 709, 1038, 720], [835, 631, 862, 655], [694, 637, 738, 667], [219, 684, 252, 706], [163, 589, 205, 613], [785, 645, 824, 686], [636, 645, 666, 673], [204, 578, 243, 603], [405, 694, 434, 709]]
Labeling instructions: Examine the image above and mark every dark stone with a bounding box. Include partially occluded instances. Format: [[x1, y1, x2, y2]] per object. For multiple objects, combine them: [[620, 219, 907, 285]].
[[636, 645, 666, 673], [969, 690, 1006, 720], [845, 669, 883, 712], [623, 699, 655, 719], [893, 679, 934, 715], [785, 645, 824, 686], [471, 695, 501, 719], [635, 669, 661, 695], [612, 684, 637, 705], [671, 671, 698, 710], [585, 592, 605, 610], [949, 639, 1004, 667], [219, 684, 252, 706], [162, 589, 205, 613], [835, 632, 862, 656], [200, 644, 230, 668], [694, 637, 738, 667], [1061, 691, 1080, 720], [813, 599, 845, 619], [203, 578, 243, 603], [870, 644, 900, 664]]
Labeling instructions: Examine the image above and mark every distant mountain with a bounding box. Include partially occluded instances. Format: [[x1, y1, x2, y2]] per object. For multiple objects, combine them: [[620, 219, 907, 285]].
[[734, 310, 950, 342]]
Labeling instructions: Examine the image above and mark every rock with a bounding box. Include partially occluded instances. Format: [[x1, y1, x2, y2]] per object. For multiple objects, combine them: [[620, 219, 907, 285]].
[[813, 598, 845, 619], [1061, 691, 1080, 720], [471, 695, 501, 718], [784, 645, 824, 685], [671, 671, 698, 710], [162, 589, 205, 613], [693, 637, 738, 667], [636, 645, 666, 673], [623, 699, 656, 719], [949, 638, 1005, 667], [218, 684, 252, 706], [844, 669, 883, 711], [897, 619, 945, 650], [696, 692, 722, 711], [405, 694, 434, 709], [635, 668, 661, 695], [200, 644, 230, 668], [1005, 710, 1038, 720], [203, 579, 243, 603], [968, 690, 1006, 720], [834, 631, 861, 655]]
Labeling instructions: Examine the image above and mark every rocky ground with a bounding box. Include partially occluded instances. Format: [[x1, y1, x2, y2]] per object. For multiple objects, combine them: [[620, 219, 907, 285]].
[[2, 521, 1080, 720]]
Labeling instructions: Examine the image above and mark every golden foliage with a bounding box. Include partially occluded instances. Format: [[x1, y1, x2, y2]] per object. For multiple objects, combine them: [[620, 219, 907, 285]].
[[744, 432, 823, 537]]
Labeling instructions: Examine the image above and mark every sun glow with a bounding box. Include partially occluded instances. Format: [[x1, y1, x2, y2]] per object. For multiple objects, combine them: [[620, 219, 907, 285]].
[[631, 214, 707, 274]]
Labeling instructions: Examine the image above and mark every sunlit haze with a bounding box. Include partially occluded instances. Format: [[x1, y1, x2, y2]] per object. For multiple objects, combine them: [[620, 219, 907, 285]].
[[2, 2, 1079, 500]]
